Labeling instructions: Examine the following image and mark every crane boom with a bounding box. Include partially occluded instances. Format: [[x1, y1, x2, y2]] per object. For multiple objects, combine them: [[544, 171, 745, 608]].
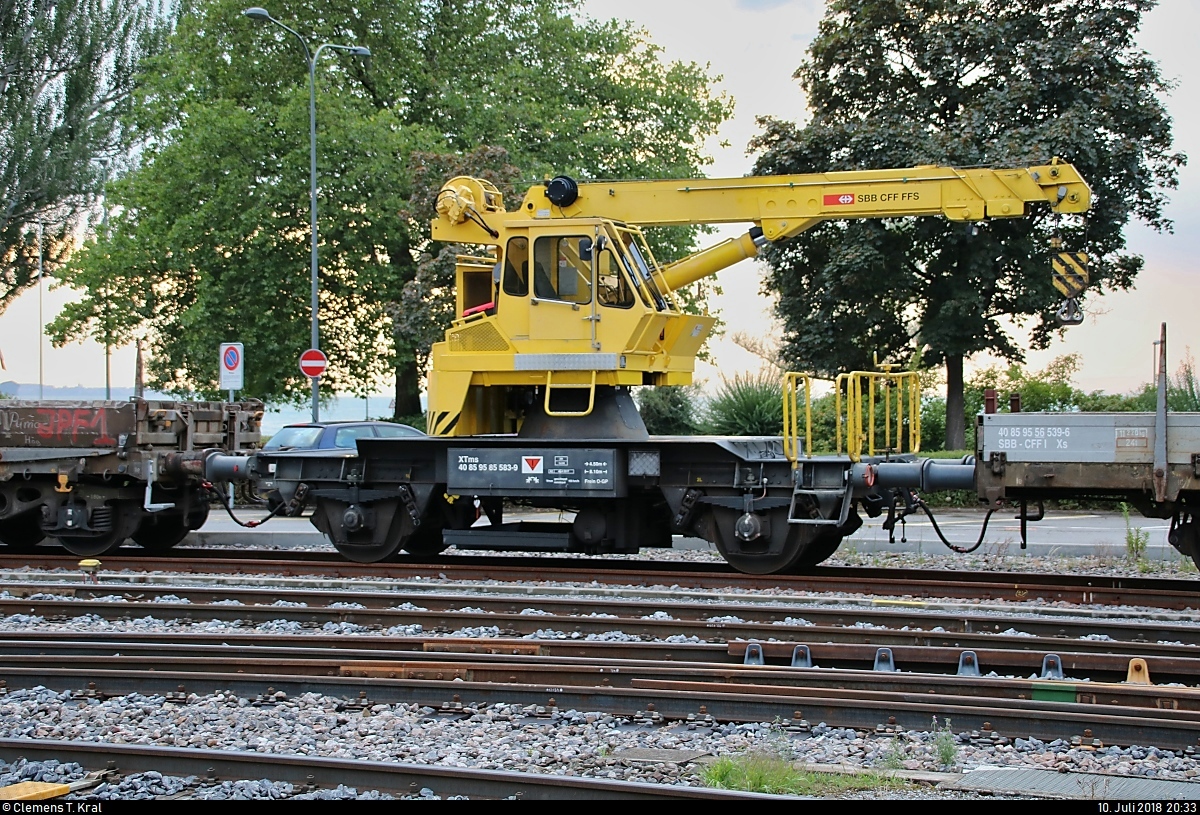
[[435, 160, 1089, 240]]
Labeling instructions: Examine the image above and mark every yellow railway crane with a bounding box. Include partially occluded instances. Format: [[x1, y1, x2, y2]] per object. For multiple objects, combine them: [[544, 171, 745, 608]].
[[250, 160, 1091, 573], [427, 161, 1090, 439]]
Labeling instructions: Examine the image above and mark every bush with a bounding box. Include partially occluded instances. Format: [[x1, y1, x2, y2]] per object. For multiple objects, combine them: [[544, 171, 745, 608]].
[[390, 412, 427, 431], [703, 372, 783, 436], [635, 386, 700, 435], [919, 396, 947, 453]]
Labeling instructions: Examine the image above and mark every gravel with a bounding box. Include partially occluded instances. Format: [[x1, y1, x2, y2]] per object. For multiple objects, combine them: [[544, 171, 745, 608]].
[[0, 687, 1195, 801], [0, 536, 1195, 799]]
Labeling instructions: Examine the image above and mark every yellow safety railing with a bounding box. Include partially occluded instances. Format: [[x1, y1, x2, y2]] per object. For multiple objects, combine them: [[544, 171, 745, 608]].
[[782, 372, 813, 466], [835, 368, 921, 462]]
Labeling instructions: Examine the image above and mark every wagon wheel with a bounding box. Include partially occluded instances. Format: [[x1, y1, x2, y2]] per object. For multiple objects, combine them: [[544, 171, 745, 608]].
[[57, 503, 140, 557], [133, 503, 210, 552], [790, 510, 862, 570], [398, 524, 449, 557], [707, 506, 811, 575], [790, 531, 844, 569], [0, 513, 46, 554], [1169, 519, 1200, 572]]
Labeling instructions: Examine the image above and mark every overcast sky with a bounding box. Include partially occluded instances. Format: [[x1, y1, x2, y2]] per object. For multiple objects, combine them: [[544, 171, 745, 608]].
[[3, 0, 1195, 395]]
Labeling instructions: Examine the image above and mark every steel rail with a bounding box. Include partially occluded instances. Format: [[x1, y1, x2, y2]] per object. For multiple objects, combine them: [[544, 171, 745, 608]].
[[0, 630, 1197, 684], [1, 580, 1193, 642], [1, 552, 1197, 608], [2, 665, 1197, 751], [3, 596, 1198, 672], [0, 738, 776, 800], [0, 638, 1197, 712]]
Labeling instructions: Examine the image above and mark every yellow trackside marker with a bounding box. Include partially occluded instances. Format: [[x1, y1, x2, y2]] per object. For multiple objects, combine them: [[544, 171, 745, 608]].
[[872, 599, 927, 608], [1052, 252, 1089, 297], [1126, 657, 1152, 685], [0, 781, 72, 800]]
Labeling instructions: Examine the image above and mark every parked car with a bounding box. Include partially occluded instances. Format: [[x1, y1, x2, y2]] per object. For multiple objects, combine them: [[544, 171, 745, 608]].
[[258, 421, 424, 514], [263, 420, 423, 452]]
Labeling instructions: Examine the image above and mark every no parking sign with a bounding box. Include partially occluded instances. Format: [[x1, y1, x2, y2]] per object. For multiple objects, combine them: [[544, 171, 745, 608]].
[[219, 342, 244, 390]]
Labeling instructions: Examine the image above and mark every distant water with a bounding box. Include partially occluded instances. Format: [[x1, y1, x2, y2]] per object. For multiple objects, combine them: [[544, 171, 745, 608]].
[[0, 381, 402, 437]]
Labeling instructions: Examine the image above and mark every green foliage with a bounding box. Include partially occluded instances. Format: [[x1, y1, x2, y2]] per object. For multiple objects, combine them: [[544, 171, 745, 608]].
[[920, 353, 1165, 451], [752, 0, 1184, 436], [635, 386, 700, 435], [1121, 502, 1149, 563], [702, 752, 904, 795], [920, 396, 948, 453], [805, 391, 840, 454], [1, 0, 169, 312], [392, 412, 427, 432], [703, 372, 783, 436], [933, 717, 958, 769], [879, 738, 907, 771], [52, 0, 732, 406], [1124, 352, 1200, 413]]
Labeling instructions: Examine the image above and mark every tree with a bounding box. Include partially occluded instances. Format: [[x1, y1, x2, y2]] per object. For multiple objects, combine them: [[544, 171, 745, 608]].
[[52, 0, 731, 407], [0, 0, 167, 312], [751, 0, 1184, 449]]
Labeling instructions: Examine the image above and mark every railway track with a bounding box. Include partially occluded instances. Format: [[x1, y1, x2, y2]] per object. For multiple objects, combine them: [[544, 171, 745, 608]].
[[0, 635, 1197, 751], [2, 550, 1197, 608], [0, 592, 1197, 679], [2, 635, 1198, 711], [0, 555, 1197, 797], [0, 739, 775, 800], [1, 577, 1194, 636]]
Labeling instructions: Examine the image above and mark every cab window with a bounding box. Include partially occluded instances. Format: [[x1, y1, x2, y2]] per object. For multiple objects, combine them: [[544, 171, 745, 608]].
[[597, 248, 635, 308], [531, 236, 592, 305], [502, 236, 529, 297]]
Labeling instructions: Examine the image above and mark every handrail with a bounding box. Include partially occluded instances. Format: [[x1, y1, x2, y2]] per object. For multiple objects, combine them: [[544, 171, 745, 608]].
[[782, 372, 813, 466], [836, 370, 921, 462]]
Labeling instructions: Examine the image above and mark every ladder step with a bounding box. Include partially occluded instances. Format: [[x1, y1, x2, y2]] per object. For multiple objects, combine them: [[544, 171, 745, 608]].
[[789, 483, 853, 526]]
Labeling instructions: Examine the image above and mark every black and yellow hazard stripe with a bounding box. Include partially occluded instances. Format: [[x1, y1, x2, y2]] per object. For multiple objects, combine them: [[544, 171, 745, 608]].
[[1052, 252, 1089, 297]]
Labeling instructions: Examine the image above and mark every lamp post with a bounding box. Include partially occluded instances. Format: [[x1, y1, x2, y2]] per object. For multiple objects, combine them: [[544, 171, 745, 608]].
[[243, 7, 370, 421], [100, 160, 112, 400], [36, 221, 43, 400]]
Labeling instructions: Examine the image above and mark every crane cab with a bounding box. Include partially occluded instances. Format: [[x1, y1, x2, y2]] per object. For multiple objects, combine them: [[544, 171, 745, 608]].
[[429, 208, 714, 437]]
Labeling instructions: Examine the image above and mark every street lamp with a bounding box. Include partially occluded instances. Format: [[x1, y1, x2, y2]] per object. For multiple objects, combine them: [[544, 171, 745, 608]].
[[243, 7, 370, 421]]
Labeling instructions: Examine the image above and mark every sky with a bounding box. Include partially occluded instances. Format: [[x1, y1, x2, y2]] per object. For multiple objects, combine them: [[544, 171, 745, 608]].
[[2, 0, 1196, 396]]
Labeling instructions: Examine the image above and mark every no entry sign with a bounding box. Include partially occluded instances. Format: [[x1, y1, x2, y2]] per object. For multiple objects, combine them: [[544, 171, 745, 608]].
[[299, 348, 328, 379]]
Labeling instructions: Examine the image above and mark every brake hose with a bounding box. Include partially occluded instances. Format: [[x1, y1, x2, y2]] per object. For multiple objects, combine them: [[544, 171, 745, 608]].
[[202, 481, 284, 529], [915, 499, 997, 554]]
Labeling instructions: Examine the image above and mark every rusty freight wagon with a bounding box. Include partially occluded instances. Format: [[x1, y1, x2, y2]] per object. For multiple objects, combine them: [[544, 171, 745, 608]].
[[0, 399, 263, 556]]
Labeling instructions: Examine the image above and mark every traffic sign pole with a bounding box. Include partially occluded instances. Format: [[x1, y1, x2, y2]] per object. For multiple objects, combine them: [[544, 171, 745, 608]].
[[298, 349, 328, 420]]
